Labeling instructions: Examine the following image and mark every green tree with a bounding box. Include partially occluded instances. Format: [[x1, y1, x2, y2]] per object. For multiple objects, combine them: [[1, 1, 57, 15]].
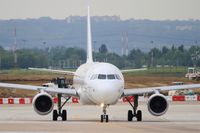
[[99, 44, 108, 54], [128, 49, 145, 68], [189, 46, 200, 67], [178, 45, 184, 52], [162, 46, 169, 55]]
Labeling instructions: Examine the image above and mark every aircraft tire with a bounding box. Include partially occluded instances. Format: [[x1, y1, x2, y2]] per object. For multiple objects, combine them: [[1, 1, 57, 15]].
[[101, 115, 104, 122], [105, 115, 109, 123], [128, 110, 133, 121], [137, 110, 142, 121], [53, 110, 58, 121], [62, 110, 67, 121]]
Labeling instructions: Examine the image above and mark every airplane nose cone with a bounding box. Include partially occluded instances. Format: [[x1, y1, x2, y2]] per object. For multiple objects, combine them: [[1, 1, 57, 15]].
[[90, 82, 123, 104]]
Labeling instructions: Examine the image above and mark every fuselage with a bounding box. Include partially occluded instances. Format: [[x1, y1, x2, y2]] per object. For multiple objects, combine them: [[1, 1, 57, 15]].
[[73, 62, 124, 105]]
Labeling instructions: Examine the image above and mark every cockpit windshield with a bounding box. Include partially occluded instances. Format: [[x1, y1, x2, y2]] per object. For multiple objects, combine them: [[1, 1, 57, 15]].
[[115, 74, 121, 80], [98, 74, 106, 79], [90, 74, 121, 80], [107, 74, 115, 79]]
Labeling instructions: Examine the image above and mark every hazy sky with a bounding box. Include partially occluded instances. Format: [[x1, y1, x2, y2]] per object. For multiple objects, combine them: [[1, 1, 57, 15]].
[[0, 0, 200, 20]]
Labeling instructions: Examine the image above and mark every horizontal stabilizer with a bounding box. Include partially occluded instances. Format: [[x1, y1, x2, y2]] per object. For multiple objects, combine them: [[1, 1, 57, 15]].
[[28, 67, 75, 75]]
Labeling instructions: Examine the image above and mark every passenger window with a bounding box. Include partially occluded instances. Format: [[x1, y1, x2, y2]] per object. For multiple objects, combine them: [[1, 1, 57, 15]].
[[107, 74, 115, 79], [98, 74, 106, 79]]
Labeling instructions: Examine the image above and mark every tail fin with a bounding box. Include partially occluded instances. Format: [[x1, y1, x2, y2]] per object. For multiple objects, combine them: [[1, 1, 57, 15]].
[[86, 6, 93, 63]]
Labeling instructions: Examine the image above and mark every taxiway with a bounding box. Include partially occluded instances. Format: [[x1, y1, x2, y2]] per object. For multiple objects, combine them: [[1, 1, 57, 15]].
[[0, 102, 200, 133]]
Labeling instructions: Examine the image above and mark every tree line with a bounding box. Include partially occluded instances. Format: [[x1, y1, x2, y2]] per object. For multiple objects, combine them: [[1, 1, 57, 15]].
[[0, 45, 199, 70]]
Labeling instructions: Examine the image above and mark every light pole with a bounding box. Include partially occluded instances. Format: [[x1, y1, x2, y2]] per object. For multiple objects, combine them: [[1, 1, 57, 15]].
[[22, 40, 26, 48], [93, 41, 97, 52]]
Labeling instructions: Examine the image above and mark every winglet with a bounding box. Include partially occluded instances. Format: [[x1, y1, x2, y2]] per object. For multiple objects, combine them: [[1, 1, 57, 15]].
[[86, 6, 93, 63]]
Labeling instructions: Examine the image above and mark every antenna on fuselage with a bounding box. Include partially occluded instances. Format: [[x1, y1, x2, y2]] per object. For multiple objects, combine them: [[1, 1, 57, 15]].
[[86, 6, 93, 63]]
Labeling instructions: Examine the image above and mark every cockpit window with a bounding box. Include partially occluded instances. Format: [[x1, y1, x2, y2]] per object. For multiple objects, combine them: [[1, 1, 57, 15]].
[[115, 74, 121, 80], [90, 74, 121, 80], [90, 74, 98, 80], [107, 74, 115, 79], [98, 74, 106, 79]]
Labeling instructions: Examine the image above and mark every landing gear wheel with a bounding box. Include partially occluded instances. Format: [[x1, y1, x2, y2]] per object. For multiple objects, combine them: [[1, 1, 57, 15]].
[[100, 115, 109, 123], [53, 110, 58, 121], [136, 110, 142, 121], [101, 105, 109, 123], [101, 115, 104, 123], [62, 110, 67, 121], [128, 110, 133, 121], [105, 115, 109, 123]]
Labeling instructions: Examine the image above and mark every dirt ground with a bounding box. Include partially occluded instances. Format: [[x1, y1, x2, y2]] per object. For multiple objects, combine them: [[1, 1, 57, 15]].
[[0, 72, 200, 97], [124, 75, 198, 88]]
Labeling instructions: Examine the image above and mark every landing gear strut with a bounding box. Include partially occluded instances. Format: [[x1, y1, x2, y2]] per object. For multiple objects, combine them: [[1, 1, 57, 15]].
[[53, 94, 71, 121], [52, 77, 70, 121], [126, 95, 142, 121], [101, 105, 109, 123]]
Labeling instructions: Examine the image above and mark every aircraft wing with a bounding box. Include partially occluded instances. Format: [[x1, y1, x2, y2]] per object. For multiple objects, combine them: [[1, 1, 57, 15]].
[[0, 82, 78, 97], [123, 84, 200, 96], [121, 68, 147, 73], [28, 67, 75, 75]]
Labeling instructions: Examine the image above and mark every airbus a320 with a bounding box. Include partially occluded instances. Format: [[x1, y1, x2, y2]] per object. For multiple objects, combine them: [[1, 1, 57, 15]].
[[0, 7, 200, 123]]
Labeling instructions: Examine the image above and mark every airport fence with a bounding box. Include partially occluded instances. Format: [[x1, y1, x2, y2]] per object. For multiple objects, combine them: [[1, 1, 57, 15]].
[[0, 95, 200, 104]]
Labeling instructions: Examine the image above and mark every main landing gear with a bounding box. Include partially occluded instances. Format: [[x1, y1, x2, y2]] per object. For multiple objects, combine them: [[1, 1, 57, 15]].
[[126, 95, 142, 122], [101, 105, 109, 123], [52, 77, 71, 121], [53, 94, 71, 121]]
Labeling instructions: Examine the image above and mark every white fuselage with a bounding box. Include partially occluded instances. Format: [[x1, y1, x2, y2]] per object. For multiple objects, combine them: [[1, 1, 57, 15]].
[[73, 62, 124, 105]]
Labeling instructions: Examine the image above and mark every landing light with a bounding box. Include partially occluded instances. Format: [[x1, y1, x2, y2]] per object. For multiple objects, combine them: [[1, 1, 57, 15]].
[[100, 103, 104, 108]]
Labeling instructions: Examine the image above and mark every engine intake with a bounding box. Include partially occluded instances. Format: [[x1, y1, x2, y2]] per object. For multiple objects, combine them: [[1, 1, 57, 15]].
[[32, 92, 54, 115], [147, 93, 168, 116]]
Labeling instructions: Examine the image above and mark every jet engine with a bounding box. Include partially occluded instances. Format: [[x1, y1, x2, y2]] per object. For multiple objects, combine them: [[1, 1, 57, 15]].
[[147, 93, 168, 116], [32, 92, 54, 115]]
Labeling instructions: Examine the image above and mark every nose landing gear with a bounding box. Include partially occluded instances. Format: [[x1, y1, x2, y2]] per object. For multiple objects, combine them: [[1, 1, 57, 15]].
[[100, 105, 109, 123]]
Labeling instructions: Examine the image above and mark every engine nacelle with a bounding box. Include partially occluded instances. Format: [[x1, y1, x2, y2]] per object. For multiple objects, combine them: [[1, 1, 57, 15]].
[[32, 92, 54, 115], [147, 93, 168, 116]]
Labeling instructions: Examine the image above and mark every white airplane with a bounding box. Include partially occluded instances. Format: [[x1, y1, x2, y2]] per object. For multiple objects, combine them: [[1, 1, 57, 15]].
[[0, 7, 200, 123]]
